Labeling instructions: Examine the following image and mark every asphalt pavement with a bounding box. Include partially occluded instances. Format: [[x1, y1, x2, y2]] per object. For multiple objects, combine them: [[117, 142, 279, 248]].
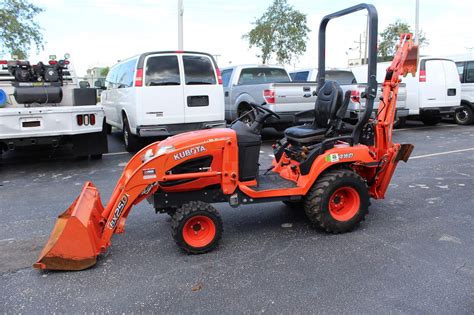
[[1, 121, 473, 313]]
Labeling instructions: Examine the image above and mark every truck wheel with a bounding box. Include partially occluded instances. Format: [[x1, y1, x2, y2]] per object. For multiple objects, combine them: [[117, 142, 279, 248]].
[[304, 169, 369, 233], [420, 116, 441, 126], [105, 123, 112, 134], [171, 201, 223, 254], [393, 116, 406, 129], [454, 105, 474, 125], [238, 108, 255, 126], [122, 116, 140, 152]]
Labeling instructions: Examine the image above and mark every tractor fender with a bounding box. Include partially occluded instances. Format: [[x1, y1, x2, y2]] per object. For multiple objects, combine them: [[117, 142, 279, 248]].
[[301, 145, 376, 195]]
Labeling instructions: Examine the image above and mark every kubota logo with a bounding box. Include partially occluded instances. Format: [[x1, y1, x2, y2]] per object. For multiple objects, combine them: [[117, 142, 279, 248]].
[[109, 195, 128, 229], [173, 145, 206, 160]]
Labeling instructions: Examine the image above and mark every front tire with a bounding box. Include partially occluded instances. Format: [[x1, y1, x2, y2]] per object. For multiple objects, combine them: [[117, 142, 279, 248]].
[[454, 105, 474, 125], [171, 201, 223, 254], [304, 169, 369, 233]]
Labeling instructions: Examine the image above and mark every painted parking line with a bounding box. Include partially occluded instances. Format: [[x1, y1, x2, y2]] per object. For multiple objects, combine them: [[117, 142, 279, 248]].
[[411, 147, 474, 160], [394, 124, 459, 132], [103, 151, 130, 156]]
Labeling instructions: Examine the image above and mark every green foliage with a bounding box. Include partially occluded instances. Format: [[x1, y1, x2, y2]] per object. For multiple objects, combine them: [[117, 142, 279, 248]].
[[100, 67, 110, 77], [379, 20, 428, 61], [0, 0, 44, 59], [243, 0, 310, 64]]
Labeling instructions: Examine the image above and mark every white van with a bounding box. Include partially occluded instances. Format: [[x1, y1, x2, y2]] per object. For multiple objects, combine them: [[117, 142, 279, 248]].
[[350, 57, 461, 125], [455, 60, 474, 125], [101, 51, 225, 151]]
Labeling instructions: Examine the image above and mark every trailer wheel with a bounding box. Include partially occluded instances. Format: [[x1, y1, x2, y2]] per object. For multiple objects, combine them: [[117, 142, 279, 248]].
[[171, 201, 223, 254], [304, 169, 369, 233], [455, 105, 474, 125]]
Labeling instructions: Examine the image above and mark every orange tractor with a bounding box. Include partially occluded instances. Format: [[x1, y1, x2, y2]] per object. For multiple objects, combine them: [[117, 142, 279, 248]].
[[34, 3, 418, 271]]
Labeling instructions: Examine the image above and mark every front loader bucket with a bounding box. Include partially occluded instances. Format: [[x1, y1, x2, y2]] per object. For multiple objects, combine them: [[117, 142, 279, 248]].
[[33, 182, 105, 271]]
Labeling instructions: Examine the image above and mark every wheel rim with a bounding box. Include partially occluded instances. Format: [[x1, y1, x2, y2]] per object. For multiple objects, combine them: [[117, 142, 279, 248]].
[[456, 110, 468, 122], [329, 187, 360, 221], [182, 215, 216, 248]]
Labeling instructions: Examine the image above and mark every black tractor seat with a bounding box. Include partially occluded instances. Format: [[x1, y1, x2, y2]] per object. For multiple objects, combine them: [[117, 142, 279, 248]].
[[284, 80, 351, 145]]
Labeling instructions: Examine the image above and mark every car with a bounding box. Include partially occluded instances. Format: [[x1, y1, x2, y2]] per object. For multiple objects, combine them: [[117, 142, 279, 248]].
[[100, 51, 226, 152], [455, 60, 474, 125]]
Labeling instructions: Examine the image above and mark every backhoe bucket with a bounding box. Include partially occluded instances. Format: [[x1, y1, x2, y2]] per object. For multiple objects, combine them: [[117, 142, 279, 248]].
[[33, 182, 105, 271], [403, 44, 419, 77]]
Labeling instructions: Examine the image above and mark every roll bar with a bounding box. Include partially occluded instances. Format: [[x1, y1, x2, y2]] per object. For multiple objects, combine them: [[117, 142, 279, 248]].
[[316, 3, 378, 144]]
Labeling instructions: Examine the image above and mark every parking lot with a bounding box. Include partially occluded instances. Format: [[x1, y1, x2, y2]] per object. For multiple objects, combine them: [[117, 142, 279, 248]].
[[1, 121, 473, 313]]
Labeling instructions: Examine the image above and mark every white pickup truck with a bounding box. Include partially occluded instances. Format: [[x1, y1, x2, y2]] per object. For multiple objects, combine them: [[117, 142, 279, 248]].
[[221, 65, 407, 130], [0, 56, 107, 158]]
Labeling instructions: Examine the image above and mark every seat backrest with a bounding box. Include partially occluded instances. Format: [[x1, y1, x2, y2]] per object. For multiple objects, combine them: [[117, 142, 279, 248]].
[[313, 80, 343, 128]]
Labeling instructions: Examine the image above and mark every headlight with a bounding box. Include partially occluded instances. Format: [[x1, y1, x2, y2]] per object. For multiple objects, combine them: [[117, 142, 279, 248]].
[[157, 145, 175, 156]]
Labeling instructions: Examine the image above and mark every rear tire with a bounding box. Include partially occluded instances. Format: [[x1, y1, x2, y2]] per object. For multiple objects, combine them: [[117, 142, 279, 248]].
[[454, 105, 474, 125], [421, 116, 441, 126], [304, 169, 369, 233], [171, 201, 223, 254], [122, 116, 140, 152]]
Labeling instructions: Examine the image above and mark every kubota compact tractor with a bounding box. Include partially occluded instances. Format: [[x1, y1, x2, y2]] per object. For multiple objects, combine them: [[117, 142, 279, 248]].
[[34, 3, 418, 271]]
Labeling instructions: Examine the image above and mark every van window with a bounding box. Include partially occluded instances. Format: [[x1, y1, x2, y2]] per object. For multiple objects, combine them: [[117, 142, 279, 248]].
[[183, 55, 216, 85], [237, 68, 290, 85], [145, 55, 180, 86], [116, 58, 137, 88], [456, 62, 465, 83], [105, 66, 118, 88], [466, 62, 474, 83], [221, 69, 233, 87], [293, 71, 309, 81]]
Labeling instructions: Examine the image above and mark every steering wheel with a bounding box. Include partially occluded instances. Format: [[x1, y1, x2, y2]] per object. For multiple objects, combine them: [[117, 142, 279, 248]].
[[248, 103, 280, 120]]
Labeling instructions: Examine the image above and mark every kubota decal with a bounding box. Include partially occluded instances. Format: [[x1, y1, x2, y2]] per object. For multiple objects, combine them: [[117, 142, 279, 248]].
[[325, 153, 354, 163], [173, 145, 206, 161], [109, 195, 129, 229], [143, 168, 156, 180]]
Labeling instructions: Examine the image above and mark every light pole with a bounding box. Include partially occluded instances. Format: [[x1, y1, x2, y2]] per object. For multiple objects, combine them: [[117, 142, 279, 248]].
[[415, 0, 420, 45], [178, 0, 184, 50]]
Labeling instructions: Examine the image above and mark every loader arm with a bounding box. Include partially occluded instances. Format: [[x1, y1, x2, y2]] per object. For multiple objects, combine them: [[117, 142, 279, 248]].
[[34, 135, 237, 270]]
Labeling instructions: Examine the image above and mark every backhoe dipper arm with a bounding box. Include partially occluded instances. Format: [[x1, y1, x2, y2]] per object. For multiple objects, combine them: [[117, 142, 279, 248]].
[[370, 33, 418, 198], [374, 33, 418, 156]]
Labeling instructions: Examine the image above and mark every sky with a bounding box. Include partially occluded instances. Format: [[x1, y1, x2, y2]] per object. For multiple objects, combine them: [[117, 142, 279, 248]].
[[7, 0, 474, 76]]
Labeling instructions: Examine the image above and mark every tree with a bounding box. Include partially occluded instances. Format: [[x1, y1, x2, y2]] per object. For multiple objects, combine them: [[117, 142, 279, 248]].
[[243, 0, 310, 64], [0, 0, 44, 59], [379, 20, 428, 61], [100, 67, 109, 77]]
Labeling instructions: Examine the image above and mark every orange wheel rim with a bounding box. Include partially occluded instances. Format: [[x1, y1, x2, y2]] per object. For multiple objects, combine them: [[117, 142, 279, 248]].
[[329, 187, 360, 221], [182, 215, 216, 248]]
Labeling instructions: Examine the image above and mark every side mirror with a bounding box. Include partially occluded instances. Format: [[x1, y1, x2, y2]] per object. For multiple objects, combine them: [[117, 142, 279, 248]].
[[79, 81, 90, 88], [94, 80, 106, 90]]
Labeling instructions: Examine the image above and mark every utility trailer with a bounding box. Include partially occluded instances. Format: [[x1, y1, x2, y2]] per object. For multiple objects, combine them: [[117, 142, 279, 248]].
[[0, 55, 107, 158]]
